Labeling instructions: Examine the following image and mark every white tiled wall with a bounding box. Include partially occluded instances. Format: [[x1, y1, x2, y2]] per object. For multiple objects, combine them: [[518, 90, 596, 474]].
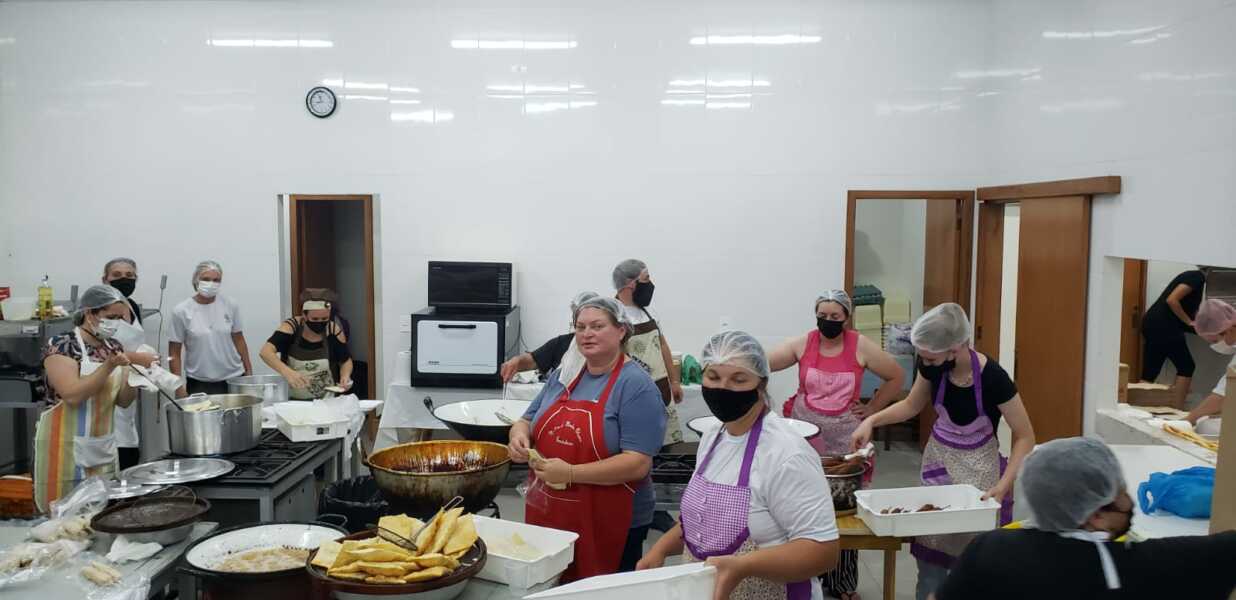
[[2, 0, 1234, 418]]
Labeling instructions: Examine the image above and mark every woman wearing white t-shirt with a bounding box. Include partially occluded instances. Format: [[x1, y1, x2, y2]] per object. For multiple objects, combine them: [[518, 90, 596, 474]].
[[168, 261, 252, 396], [638, 330, 840, 600]]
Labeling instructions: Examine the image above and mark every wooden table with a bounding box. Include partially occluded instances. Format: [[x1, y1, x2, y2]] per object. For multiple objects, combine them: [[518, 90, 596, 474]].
[[837, 515, 905, 600]]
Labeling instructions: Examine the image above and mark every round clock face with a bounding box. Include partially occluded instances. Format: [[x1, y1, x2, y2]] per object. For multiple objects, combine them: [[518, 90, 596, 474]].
[[306, 86, 337, 118]]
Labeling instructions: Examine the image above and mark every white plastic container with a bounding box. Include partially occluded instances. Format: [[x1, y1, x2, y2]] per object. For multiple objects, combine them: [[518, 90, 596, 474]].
[[524, 563, 716, 600], [474, 516, 578, 589], [855, 484, 1000, 537], [273, 402, 349, 442]]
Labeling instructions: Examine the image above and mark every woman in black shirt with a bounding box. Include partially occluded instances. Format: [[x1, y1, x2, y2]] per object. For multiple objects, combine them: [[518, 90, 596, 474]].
[[852, 303, 1036, 600], [1141, 267, 1211, 408]]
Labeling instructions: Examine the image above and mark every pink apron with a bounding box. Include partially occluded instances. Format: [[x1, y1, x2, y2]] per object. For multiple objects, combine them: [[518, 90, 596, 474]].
[[785, 330, 867, 459], [680, 411, 812, 600]]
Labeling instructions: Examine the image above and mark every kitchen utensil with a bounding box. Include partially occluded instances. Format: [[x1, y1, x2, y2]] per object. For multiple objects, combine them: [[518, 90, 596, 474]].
[[855, 484, 1000, 537], [822, 456, 869, 516], [227, 374, 290, 406], [494, 412, 514, 425], [366, 441, 511, 518], [424, 397, 531, 443], [129, 365, 187, 412], [107, 479, 166, 500], [165, 393, 263, 455], [305, 529, 487, 600], [182, 519, 348, 600], [91, 486, 210, 545], [120, 457, 235, 485], [380, 496, 464, 553], [473, 515, 578, 589]]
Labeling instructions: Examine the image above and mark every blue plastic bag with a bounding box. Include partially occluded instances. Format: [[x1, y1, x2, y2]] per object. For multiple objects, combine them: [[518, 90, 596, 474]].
[[1137, 466, 1215, 519]]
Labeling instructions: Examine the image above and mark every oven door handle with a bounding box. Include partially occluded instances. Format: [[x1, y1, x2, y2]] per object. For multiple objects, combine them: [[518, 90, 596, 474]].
[[437, 324, 478, 330]]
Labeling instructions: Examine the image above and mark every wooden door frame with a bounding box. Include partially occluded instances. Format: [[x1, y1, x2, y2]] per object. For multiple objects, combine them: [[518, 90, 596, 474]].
[[1120, 258, 1148, 380], [844, 190, 975, 314], [973, 176, 1121, 441], [288, 194, 378, 394], [973, 203, 1005, 359]]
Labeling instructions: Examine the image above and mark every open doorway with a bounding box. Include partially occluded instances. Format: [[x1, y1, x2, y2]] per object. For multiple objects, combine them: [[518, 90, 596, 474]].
[[845, 190, 975, 448], [973, 176, 1120, 442], [284, 195, 378, 399], [1118, 259, 1236, 410]]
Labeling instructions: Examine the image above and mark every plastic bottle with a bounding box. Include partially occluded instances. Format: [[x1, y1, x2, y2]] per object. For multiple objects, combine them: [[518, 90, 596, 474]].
[[37, 275, 53, 320]]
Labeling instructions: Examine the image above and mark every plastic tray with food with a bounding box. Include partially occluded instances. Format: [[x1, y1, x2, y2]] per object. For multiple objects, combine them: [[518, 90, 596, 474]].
[[472, 515, 579, 590], [855, 484, 1000, 538]]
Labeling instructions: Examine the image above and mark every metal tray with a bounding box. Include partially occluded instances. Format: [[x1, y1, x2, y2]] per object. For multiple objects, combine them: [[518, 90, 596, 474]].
[[120, 458, 235, 485], [107, 479, 166, 500]]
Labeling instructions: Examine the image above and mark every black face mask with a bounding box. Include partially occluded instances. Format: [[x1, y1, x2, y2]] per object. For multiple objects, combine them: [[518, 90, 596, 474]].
[[632, 281, 655, 308], [917, 357, 956, 380], [306, 320, 328, 334], [817, 317, 845, 339], [702, 386, 761, 423], [110, 277, 136, 298]]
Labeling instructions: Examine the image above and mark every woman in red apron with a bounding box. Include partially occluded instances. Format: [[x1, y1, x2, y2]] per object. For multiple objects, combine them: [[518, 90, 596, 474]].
[[507, 296, 668, 581], [851, 303, 1036, 600], [639, 331, 840, 600], [768, 290, 906, 600]]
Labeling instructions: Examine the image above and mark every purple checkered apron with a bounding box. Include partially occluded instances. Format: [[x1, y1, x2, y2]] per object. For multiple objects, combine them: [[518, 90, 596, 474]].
[[680, 411, 812, 600], [911, 349, 1014, 568]]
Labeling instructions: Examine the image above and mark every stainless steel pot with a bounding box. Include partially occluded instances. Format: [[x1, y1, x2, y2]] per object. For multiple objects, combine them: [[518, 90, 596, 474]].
[[166, 394, 262, 456], [227, 374, 289, 406]]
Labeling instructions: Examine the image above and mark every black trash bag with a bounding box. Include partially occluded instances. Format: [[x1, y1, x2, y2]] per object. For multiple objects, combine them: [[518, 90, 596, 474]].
[[319, 476, 389, 533]]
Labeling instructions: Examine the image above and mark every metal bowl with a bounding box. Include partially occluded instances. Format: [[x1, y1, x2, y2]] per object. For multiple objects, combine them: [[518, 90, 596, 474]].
[[366, 441, 511, 518], [822, 457, 870, 516]]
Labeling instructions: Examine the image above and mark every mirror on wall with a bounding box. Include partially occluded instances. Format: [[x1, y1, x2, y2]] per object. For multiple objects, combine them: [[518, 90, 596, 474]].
[[1118, 258, 1236, 413]]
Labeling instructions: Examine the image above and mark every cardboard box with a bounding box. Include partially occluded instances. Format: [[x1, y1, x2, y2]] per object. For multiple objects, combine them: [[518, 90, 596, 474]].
[[1126, 382, 1177, 408]]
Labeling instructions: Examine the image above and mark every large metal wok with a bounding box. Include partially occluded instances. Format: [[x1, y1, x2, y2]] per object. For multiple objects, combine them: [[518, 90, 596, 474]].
[[365, 440, 510, 518], [424, 397, 530, 444]]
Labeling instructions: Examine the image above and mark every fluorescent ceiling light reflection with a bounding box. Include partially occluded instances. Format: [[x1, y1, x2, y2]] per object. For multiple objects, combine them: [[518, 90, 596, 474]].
[[661, 98, 705, 106], [389, 99, 421, 105], [344, 81, 387, 90], [451, 39, 577, 50], [1138, 71, 1224, 82], [1040, 98, 1122, 113], [954, 68, 1040, 79], [0, 38, 16, 45], [705, 93, 752, 99], [390, 86, 421, 93], [1129, 33, 1172, 45], [524, 100, 596, 114], [321, 79, 344, 86], [976, 91, 1001, 97], [705, 101, 750, 109], [207, 38, 333, 48], [668, 78, 771, 88], [688, 34, 821, 46], [1042, 26, 1163, 40], [390, 109, 453, 123], [343, 94, 387, 101]]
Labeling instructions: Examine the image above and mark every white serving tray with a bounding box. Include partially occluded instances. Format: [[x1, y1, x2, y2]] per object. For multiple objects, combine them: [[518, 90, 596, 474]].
[[474, 516, 579, 589], [524, 562, 716, 600], [855, 484, 1000, 537]]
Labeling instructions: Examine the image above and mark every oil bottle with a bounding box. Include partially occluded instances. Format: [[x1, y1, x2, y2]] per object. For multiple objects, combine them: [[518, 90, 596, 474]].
[[37, 275, 53, 320]]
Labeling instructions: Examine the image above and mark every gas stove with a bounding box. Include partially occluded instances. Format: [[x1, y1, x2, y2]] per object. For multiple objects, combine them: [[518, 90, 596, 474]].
[[651, 451, 697, 511], [173, 430, 320, 485]]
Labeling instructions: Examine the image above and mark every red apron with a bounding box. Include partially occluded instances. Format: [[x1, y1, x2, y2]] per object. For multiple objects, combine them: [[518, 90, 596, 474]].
[[526, 355, 635, 582]]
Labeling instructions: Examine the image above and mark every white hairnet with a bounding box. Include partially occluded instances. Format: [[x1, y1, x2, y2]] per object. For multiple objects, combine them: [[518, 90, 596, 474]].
[[570, 291, 599, 314], [74, 284, 128, 325], [103, 257, 137, 275], [1020, 437, 1125, 532], [700, 330, 770, 378], [1195, 299, 1236, 337], [816, 290, 853, 317], [192, 260, 223, 287], [612, 259, 646, 290], [911, 303, 972, 353], [573, 296, 633, 334]]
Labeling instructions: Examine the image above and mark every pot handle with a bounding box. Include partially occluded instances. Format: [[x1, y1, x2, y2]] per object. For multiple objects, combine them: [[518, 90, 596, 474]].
[[315, 513, 348, 529], [423, 396, 451, 429]]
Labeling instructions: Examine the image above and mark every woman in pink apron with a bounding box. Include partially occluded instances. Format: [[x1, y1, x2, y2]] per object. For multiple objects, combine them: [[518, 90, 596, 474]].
[[851, 303, 1036, 600], [639, 331, 840, 600], [768, 290, 906, 600]]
